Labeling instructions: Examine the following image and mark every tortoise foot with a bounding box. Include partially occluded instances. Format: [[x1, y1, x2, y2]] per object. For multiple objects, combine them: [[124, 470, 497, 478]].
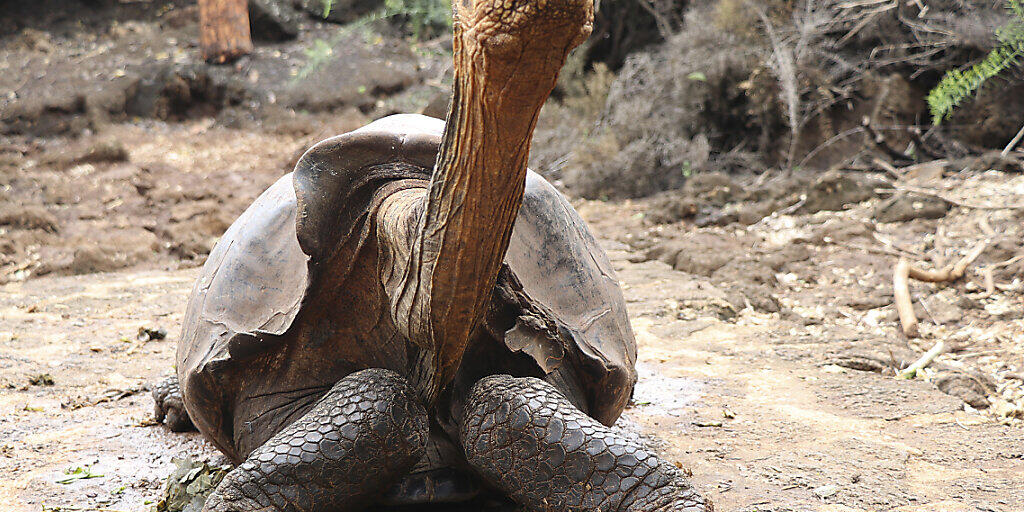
[[152, 375, 195, 432], [203, 368, 428, 512], [460, 375, 713, 512]]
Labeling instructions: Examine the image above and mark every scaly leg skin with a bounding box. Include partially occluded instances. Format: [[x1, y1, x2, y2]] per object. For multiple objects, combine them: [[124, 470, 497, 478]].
[[203, 369, 428, 512], [153, 375, 196, 432], [460, 375, 713, 512]]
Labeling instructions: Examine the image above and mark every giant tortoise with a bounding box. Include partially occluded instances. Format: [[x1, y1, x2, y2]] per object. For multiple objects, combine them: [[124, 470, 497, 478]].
[[152, 0, 712, 509]]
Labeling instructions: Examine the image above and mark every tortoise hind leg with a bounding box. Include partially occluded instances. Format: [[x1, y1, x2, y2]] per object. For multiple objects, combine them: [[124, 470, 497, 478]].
[[153, 375, 195, 432], [459, 375, 712, 512], [203, 369, 428, 512]]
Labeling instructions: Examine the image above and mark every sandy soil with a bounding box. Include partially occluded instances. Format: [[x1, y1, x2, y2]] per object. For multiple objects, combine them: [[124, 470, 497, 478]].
[[2, 202, 1023, 510]]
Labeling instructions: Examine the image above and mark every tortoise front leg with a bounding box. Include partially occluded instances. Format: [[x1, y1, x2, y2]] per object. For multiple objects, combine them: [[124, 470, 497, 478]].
[[203, 369, 428, 512], [459, 375, 713, 512]]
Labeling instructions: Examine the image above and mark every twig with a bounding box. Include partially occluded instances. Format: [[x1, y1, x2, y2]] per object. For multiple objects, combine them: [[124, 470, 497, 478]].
[[832, 240, 919, 259], [978, 216, 996, 238], [906, 241, 988, 283], [884, 184, 1024, 210], [894, 258, 919, 338], [990, 255, 1023, 269], [872, 231, 927, 259], [906, 127, 944, 160], [797, 126, 865, 169], [863, 117, 914, 163], [871, 157, 902, 180], [980, 267, 996, 299], [897, 340, 945, 379], [776, 195, 808, 216], [1002, 123, 1024, 158]]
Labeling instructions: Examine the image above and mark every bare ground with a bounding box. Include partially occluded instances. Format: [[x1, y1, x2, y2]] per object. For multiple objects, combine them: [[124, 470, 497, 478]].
[[2, 143, 1023, 510]]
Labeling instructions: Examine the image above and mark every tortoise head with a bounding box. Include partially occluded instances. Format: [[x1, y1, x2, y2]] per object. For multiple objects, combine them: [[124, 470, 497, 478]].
[[449, 0, 594, 135]]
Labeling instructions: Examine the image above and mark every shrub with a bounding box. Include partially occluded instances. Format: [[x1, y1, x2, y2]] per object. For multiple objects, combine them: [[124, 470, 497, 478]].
[[927, 0, 1024, 124], [561, 7, 765, 199]]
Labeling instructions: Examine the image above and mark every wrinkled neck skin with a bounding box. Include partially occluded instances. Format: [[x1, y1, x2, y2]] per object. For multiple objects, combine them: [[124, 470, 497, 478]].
[[390, 0, 594, 403]]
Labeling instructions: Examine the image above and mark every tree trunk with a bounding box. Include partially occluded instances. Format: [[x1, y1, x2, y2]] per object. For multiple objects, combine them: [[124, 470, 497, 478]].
[[199, 0, 253, 64]]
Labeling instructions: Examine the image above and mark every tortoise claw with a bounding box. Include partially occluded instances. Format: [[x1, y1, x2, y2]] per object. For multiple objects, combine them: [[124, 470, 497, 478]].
[[152, 375, 196, 432]]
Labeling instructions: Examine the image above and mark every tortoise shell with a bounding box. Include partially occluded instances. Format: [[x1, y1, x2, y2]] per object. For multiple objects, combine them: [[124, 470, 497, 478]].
[[176, 114, 637, 459]]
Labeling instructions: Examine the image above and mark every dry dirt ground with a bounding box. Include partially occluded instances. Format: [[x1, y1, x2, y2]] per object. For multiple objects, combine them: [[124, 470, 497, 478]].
[[2, 118, 1023, 511], [3, 2, 1024, 511]]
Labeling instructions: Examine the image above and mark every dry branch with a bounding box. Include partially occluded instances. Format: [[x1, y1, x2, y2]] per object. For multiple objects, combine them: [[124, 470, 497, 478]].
[[906, 241, 988, 283], [1003, 123, 1024, 158], [981, 267, 996, 299], [894, 258, 919, 337], [897, 340, 945, 379], [886, 184, 1024, 210]]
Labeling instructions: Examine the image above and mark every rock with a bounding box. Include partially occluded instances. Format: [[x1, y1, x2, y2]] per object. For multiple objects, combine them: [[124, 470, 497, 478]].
[[646, 192, 698, 224], [873, 193, 950, 223], [673, 280, 740, 321], [693, 206, 736, 227], [69, 246, 130, 275], [644, 233, 741, 276], [138, 326, 168, 342], [989, 399, 1023, 419], [933, 371, 993, 409], [723, 284, 780, 313], [0, 205, 59, 233], [249, 0, 301, 41], [925, 296, 962, 325], [812, 484, 839, 499], [73, 140, 129, 164], [956, 295, 983, 310], [902, 160, 948, 182], [682, 172, 745, 206], [125, 63, 249, 121], [29, 373, 55, 386], [799, 170, 884, 214]]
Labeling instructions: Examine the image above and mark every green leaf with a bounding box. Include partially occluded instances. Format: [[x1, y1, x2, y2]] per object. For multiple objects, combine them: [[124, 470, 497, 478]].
[[56, 465, 104, 485], [927, 0, 1024, 124]]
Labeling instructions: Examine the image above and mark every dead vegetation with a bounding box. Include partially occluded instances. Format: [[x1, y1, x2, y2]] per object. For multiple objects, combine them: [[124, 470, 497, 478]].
[[540, 0, 1024, 199]]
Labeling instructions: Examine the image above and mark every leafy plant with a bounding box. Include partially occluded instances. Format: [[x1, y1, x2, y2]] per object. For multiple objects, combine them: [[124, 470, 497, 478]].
[[56, 465, 104, 484], [927, 0, 1024, 124], [321, 0, 450, 40], [383, 0, 451, 40], [296, 39, 334, 80]]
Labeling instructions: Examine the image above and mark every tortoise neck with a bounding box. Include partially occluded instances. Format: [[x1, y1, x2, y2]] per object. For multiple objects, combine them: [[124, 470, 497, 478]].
[[408, 18, 560, 402]]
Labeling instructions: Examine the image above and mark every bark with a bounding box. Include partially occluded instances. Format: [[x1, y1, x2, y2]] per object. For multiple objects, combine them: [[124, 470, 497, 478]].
[[199, 0, 253, 64], [375, 0, 594, 403]]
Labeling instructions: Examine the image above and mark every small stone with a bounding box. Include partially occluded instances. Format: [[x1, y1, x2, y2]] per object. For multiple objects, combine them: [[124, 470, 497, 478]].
[[933, 372, 992, 409], [29, 374, 55, 386], [873, 193, 950, 223], [138, 326, 168, 342], [990, 399, 1023, 419], [799, 171, 883, 214], [0, 205, 59, 233], [813, 484, 839, 499], [74, 140, 129, 165]]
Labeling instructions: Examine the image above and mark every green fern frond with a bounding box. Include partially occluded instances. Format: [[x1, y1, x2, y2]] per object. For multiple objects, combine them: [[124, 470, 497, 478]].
[[927, 0, 1024, 124]]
